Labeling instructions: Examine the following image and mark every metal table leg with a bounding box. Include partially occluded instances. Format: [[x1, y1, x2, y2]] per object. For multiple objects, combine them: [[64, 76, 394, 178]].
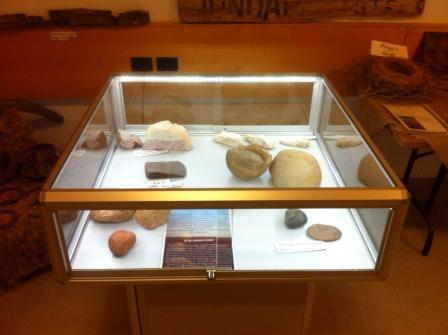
[[424, 164, 448, 214], [402, 148, 419, 185], [421, 164, 447, 256], [401, 149, 445, 256]]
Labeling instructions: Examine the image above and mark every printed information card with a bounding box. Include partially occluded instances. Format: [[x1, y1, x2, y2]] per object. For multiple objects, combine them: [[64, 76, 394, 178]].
[[162, 209, 233, 269]]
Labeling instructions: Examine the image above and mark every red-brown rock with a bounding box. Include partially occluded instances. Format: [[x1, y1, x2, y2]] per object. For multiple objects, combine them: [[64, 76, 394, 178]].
[[108, 230, 136, 257]]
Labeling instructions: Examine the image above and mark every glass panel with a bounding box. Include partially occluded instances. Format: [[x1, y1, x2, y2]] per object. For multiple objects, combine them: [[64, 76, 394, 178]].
[[122, 81, 313, 126], [51, 75, 396, 191], [52, 89, 115, 189], [317, 84, 394, 188], [60, 207, 390, 272]]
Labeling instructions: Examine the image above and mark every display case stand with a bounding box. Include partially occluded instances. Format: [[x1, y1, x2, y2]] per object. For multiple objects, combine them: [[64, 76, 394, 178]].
[[126, 282, 316, 335]]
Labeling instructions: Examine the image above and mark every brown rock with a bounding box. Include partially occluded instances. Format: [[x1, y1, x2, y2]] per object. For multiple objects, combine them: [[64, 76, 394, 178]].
[[82, 130, 108, 150], [357, 154, 390, 187], [90, 210, 135, 223], [145, 161, 187, 179], [226, 144, 272, 180], [108, 230, 136, 257], [135, 210, 170, 230], [307, 224, 342, 242], [270, 150, 322, 188], [117, 129, 143, 149]]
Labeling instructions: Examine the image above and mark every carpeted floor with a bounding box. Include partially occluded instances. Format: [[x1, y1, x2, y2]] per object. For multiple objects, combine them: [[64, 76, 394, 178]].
[[0, 179, 446, 335]]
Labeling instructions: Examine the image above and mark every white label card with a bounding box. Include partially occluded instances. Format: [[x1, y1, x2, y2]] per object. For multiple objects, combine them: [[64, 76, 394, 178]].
[[275, 241, 326, 253], [370, 40, 409, 59], [133, 149, 168, 158], [51, 31, 77, 41], [71, 150, 86, 158], [148, 179, 183, 188]]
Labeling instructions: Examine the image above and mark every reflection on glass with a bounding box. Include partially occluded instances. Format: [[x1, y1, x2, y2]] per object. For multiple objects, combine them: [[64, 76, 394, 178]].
[[53, 95, 114, 189], [122, 82, 313, 126], [317, 84, 393, 188]]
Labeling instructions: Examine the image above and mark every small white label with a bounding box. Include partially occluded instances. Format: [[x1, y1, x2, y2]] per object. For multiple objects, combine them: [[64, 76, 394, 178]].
[[133, 149, 168, 158], [148, 179, 183, 188], [71, 150, 86, 158], [371, 40, 409, 59], [275, 241, 326, 253], [51, 31, 77, 41]]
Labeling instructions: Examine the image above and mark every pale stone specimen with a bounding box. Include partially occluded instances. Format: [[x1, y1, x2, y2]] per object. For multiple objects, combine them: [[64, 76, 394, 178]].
[[117, 129, 143, 149], [143, 120, 192, 151], [108, 230, 136, 257], [90, 210, 135, 223], [307, 224, 342, 242], [336, 136, 362, 148], [280, 138, 310, 149], [226, 144, 272, 180], [135, 210, 170, 230], [213, 131, 242, 148], [81, 130, 108, 150], [270, 150, 322, 188], [357, 154, 390, 187], [243, 134, 276, 149]]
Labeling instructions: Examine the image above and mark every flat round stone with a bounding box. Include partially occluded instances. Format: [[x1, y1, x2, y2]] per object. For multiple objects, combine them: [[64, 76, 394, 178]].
[[307, 224, 342, 242], [284, 209, 307, 229]]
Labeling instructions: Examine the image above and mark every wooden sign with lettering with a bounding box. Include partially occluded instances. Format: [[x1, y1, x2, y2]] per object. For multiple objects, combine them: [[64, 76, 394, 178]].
[[178, 0, 425, 23]]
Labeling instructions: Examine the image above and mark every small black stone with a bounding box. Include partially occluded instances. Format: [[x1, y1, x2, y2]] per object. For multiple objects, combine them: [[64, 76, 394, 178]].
[[284, 209, 307, 229]]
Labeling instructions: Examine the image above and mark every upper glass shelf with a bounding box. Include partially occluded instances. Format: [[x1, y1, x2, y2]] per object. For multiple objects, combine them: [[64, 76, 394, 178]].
[[51, 74, 395, 190]]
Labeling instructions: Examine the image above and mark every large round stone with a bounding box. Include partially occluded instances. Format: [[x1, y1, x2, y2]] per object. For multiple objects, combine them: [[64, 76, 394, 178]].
[[226, 144, 272, 180], [270, 150, 322, 188], [357, 154, 390, 187]]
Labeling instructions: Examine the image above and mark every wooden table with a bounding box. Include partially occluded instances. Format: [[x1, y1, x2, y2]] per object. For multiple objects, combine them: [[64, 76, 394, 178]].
[[358, 97, 448, 256]]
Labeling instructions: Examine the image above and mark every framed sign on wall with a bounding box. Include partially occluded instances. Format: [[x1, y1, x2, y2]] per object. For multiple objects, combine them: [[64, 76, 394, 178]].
[[178, 0, 425, 23]]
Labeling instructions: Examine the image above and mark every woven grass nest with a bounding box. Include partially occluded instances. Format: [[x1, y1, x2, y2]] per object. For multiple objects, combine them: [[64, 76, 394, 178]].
[[371, 57, 426, 97], [350, 56, 446, 101]]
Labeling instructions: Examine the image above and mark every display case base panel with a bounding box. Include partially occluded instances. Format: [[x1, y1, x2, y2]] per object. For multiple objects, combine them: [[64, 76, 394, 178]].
[[232, 208, 375, 270], [100, 134, 337, 188], [72, 218, 166, 270]]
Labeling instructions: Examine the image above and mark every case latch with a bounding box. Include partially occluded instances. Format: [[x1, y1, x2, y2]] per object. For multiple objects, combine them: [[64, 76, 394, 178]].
[[206, 269, 216, 280]]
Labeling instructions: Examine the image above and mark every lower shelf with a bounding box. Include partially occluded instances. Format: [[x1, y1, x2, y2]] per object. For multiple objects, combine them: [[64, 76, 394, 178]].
[[71, 207, 375, 271]]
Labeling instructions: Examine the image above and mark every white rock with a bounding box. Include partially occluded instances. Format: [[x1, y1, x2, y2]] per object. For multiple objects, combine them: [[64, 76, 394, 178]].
[[243, 134, 276, 149], [143, 120, 192, 151], [213, 131, 242, 148], [336, 136, 362, 148], [280, 138, 310, 148]]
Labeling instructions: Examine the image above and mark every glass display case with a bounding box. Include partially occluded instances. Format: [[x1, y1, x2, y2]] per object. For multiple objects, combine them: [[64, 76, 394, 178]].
[[40, 74, 409, 283]]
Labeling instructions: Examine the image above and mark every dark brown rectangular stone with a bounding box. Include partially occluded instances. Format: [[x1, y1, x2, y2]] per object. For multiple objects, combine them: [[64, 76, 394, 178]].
[[145, 161, 187, 179]]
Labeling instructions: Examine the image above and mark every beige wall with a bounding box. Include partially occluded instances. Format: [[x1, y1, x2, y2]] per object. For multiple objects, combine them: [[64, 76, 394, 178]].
[[0, 0, 447, 23]]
